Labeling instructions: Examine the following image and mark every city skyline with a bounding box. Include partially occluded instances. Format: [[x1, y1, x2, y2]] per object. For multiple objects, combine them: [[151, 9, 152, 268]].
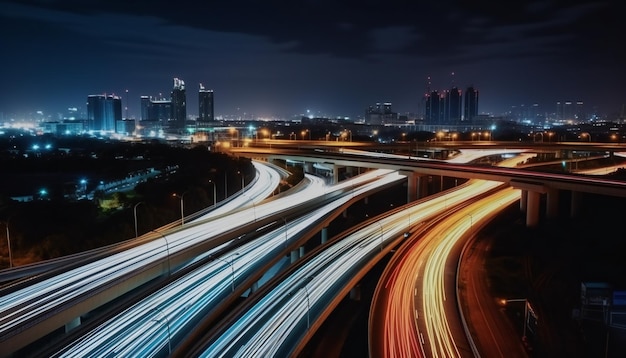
[[1, 1, 624, 120]]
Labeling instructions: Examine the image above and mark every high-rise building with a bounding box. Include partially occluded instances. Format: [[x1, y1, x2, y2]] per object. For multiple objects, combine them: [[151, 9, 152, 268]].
[[444, 87, 462, 124], [171, 78, 186, 128], [364, 102, 398, 125], [87, 94, 121, 132], [556, 100, 584, 122], [424, 90, 443, 124], [140, 96, 152, 121], [199, 84, 214, 122], [463, 86, 479, 122]]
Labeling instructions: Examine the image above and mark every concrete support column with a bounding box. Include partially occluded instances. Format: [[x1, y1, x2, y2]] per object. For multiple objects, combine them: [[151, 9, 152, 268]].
[[407, 172, 418, 203], [332, 164, 343, 184], [321, 227, 328, 244], [304, 162, 314, 174], [520, 190, 528, 212], [546, 188, 559, 219], [65, 316, 81, 332], [299, 246, 305, 257], [250, 281, 259, 293], [290, 250, 299, 263], [417, 175, 429, 198], [400, 170, 419, 202], [570, 191, 583, 218], [526, 191, 541, 227], [350, 285, 361, 301]]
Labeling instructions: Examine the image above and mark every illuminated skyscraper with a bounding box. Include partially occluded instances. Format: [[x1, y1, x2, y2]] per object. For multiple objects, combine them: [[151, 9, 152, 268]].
[[171, 78, 186, 129], [199, 84, 214, 122], [463, 86, 478, 122], [140, 96, 152, 121], [424, 90, 442, 124], [87, 94, 121, 132], [444, 87, 462, 123]]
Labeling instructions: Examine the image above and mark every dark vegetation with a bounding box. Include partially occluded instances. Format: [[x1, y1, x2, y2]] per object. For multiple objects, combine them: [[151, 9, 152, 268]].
[[484, 192, 626, 357], [0, 136, 271, 266]]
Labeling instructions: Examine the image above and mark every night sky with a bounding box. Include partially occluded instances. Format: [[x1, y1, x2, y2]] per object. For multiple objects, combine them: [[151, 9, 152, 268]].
[[1, 0, 624, 120]]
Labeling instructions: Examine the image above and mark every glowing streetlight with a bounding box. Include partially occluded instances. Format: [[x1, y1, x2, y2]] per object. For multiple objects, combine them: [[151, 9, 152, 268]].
[[212, 253, 240, 292], [1, 221, 12, 268], [172, 191, 189, 225], [237, 171, 245, 193], [580, 132, 591, 142], [230, 128, 239, 147], [133, 202, 145, 238], [208, 180, 217, 208]]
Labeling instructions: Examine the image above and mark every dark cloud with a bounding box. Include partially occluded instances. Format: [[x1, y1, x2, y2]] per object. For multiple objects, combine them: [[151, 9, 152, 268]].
[[6, 0, 623, 64], [1, 0, 624, 117]]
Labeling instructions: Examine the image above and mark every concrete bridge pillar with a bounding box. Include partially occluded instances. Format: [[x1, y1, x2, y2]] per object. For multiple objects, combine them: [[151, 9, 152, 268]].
[[303, 162, 314, 174], [333, 164, 344, 184], [407, 172, 418, 202], [570, 191, 583, 218], [65, 316, 81, 332], [250, 281, 259, 293], [290, 250, 299, 263], [511, 181, 547, 227], [546, 188, 559, 219], [526, 191, 541, 227], [520, 190, 528, 212], [400, 170, 421, 202], [349, 284, 361, 301], [299, 246, 305, 257], [321, 227, 328, 244], [417, 175, 429, 198]]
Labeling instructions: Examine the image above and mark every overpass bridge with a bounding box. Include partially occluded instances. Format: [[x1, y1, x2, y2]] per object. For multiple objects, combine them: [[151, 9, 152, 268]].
[[231, 145, 626, 227]]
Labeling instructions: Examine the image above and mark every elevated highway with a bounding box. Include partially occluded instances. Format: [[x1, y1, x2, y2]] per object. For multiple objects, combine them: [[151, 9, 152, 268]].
[[231, 146, 626, 227]]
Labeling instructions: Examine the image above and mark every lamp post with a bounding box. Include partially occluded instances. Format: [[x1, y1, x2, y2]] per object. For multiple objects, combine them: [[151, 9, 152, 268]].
[[213, 253, 240, 292], [230, 128, 239, 147], [500, 298, 536, 339], [237, 171, 245, 193], [208, 180, 217, 208], [304, 284, 310, 329], [172, 191, 189, 225], [580, 132, 591, 142], [1, 221, 12, 268], [133, 202, 145, 238]]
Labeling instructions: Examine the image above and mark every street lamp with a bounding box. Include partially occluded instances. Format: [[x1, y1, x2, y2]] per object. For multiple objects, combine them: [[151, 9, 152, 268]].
[[580, 132, 591, 142], [133, 201, 145, 238], [237, 171, 244, 193], [208, 180, 217, 208], [213, 253, 240, 292], [282, 217, 289, 248], [1, 221, 12, 268], [230, 128, 239, 147], [500, 298, 537, 339], [172, 191, 189, 225]]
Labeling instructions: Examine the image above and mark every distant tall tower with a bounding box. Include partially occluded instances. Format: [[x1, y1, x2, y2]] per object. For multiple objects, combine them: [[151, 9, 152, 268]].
[[198, 84, 214, 122], [463, 86, 478, 122], [445, 87, 462, 123], [171, 78, 187, 129], [87, 94, 121, 132], [425, 90, 445, 124], [140, 96, 152, 121]]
